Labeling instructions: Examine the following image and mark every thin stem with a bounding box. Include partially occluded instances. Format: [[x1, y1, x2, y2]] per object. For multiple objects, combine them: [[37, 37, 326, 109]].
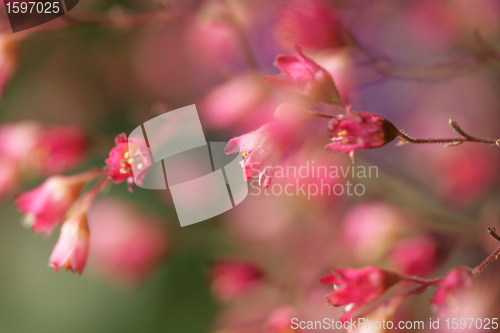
[[80, 173, 111, 210], [397, 119, 499, 146], [471, 243, 500, 278], [397, 132, 466, 144], [348, 32, 484, 81], [399, 274, 443, 286], [306, 110, 335, 119]]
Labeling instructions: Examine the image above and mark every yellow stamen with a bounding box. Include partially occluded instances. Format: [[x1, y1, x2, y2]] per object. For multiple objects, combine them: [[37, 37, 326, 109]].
[[241, 152, 249, 158], [337, 130, 348, 136]]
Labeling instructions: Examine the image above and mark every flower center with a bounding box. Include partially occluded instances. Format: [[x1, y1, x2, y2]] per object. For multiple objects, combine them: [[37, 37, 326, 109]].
[[119, 151, 133, 174]]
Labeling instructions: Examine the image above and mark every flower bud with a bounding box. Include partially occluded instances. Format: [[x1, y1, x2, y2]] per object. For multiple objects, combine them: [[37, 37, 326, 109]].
[[326, 112, 399, 156]]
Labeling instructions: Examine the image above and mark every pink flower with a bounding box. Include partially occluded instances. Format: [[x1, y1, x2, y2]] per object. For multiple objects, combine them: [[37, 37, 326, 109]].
[[88, 198, 169, 286], [320, 266, 401, 322], [0, 122, 40, 162], [209, 259, 264, 302], [105, 134, 150, 190], [0, 122, 88, 174], [274, 0, 346, 51], [326, 111, 399, 158], [341, 202, 407, 263], [49, 210, 90, 275], [431, 267, 474, 312], [389, 235, 440, 277], [33, 126, 89, 175], [186, 17, 245, 75], [266, 47, 341, 104], [14, 173, 97, 235], [263, 306, 299, 333], [200, 73, 281, 132], [225, 105, 304, 189], [105, 134, 132, 183]]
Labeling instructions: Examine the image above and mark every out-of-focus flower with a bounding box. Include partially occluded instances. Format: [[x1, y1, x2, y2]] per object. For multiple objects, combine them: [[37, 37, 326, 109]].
[[0, 122, 89, 174], [326, 112, 399, 158], [263, 306, 299, 333], [389, 235, 440, 277], [274, 0, 346, 51], [0, 33, 22, 97], [431, 267, 474, 312], [429, 146, 499, 206], [0, 158, 20, 199], [49, 210, 90, 275], [404, 0, 459, 51], [341, 202, 408, 263], [200, 73, 282, 132], [225, 104, 306, 189], [87, 198, 169, 286], [32, 125, 89, 175], [186, 17, 245, 76], [0, 122, 40, 162], [320, 266, 401, 322], [209, 259, 264, 302], [266, 47, 341, 104], [14, 172, 99, 235]]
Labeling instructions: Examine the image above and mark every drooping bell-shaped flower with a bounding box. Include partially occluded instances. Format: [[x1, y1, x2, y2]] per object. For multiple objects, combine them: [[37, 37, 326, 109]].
[[15, 172, 99, 235], [266, 46, 341, 104], [320, 266, 401, 322], [49, 210, 90, 275]]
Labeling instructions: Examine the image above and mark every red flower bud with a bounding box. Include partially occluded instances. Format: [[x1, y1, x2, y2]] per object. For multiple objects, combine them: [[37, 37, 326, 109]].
[[326, 112, 399, 156]]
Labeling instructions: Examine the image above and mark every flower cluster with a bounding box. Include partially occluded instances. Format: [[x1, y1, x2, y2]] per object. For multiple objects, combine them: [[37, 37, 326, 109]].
[[14, 133, 153, 275]]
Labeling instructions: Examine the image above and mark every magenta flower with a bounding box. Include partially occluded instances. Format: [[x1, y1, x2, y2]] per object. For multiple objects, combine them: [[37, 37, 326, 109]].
[[33, 125, 89, 175], [225, 120, 295, 189], [49, 210, 90, 275], [88, 198, 169, 286], [275, 0, 346, 51], [209, 259, 264, 302], [105, 134, 150, 190], [0, 122, 88, 175], [320, 266, 401, 322], [431, 267, 474, 312], [14, 173, 96, 235], [326, 111, 399, 158], [105, 134, 132, 183], [266, 46, 341, 104], [389, 235, 440, 277]]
